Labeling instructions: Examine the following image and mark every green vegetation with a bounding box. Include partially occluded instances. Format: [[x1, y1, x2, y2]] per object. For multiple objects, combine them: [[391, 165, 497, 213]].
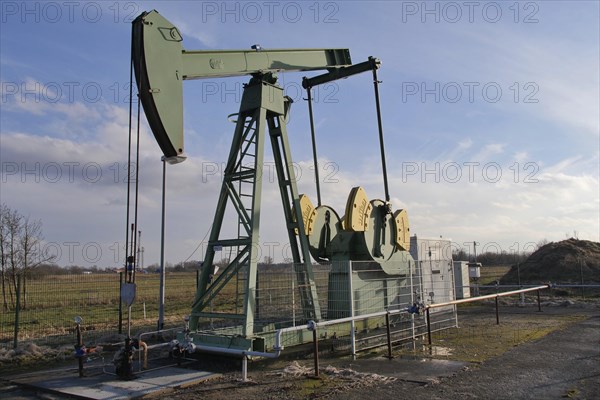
[[1, 267, 296, 347], [414, 313, 587, 363], [478, 265, 512, 285], [0, 272, 204, 345]]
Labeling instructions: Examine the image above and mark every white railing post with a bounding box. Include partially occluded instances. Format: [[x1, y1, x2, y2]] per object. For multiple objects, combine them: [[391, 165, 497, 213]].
[[348, 261, 356, 359]]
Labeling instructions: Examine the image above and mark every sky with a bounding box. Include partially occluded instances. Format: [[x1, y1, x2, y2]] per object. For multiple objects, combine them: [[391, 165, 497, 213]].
[[1, 1, 599, 268]]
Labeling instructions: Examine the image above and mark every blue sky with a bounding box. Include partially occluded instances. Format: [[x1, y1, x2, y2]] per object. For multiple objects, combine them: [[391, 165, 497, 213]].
[[1, 1, 598, 267]]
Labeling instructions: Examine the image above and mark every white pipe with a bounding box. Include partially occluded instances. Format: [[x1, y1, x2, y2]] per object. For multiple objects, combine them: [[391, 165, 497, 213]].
[[186, 308, 411, 358], [427, 284, 550, 309], [242, 356, 248, 381], [179, 307, 413, 382], [137, 327, 181, 372], [348, 261, 356, 359], [143, 307, 414, 381], [138, 327, 180, 342], [158, 157, 166, 331], [186, 343, 283, 359]]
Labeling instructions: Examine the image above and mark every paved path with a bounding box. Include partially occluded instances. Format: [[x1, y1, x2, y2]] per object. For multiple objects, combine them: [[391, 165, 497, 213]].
[[334, 313, 600, 400]]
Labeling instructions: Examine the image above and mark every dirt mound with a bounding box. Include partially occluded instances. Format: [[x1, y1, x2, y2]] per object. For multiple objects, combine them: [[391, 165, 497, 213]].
[[501, 238, 600, 284]]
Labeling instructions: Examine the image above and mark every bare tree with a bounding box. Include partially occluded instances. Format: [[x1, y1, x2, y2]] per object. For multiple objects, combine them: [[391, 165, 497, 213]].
[[263, 256, 274, 265], [536, 238, 550, 250], [19, 215, 55, 307], [0, 204, 9, 309], [0, 204, 21, 310], [0, 204, 55, 310]]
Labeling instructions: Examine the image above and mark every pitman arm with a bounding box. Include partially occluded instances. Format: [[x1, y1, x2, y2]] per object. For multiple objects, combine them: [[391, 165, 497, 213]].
[[132, 10, 352, 161]]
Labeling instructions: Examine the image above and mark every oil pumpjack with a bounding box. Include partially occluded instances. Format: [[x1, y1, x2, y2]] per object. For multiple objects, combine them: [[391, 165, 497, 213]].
[[132, 10, 415, 352]]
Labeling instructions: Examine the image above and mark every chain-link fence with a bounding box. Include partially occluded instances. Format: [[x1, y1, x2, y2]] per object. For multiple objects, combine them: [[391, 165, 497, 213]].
[[11, 262, 586, 355], [193, 260, 458, 355], [1, 261, 461, 355], [1, 272, 198, 349]]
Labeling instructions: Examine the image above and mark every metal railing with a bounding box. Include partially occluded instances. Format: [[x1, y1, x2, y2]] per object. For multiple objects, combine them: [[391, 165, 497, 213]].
[[425, 284, 550, 346]]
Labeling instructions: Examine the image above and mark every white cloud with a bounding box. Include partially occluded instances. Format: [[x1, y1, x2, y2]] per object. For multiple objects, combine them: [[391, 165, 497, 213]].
[[1, 1, 598, 268], [471, 143, 506, 162], [513, 151, 528, 162], [458, 139, 473, 150], [2, 98, 598, 267], [170, 18, 218, 48]]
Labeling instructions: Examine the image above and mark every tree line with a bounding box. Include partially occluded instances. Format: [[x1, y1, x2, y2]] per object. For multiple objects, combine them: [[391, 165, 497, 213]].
[[452, 249, 532, 266]]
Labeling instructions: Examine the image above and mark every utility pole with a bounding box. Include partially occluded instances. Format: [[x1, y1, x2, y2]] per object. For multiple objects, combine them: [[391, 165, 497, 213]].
[[158, 157, 167, 331], [137, 230, 142, 272]]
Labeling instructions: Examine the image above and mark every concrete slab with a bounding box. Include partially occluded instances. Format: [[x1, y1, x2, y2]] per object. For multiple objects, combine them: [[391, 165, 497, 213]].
[[10, 366, 220, 399]]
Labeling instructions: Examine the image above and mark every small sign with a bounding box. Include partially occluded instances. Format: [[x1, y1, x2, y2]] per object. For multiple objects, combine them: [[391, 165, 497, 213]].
[[121, 283, 136, 307]]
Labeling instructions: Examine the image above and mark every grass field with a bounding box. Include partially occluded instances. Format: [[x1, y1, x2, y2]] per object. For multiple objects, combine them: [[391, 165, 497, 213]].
[[1, 272, 204, 346], [1, 269, 294, 347], [422, 309, 588, 363], [3, 264, 591, 348], [478, 265, 512, 284]]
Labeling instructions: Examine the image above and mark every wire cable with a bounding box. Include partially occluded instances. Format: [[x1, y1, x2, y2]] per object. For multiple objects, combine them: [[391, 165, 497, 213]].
[[125, 26, 134, 277], [181, 223, 212, 264], [132, 94, 141, 283]]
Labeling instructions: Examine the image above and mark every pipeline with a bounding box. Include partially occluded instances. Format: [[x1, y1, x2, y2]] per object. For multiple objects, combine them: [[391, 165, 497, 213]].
[[424, 284, 550, 346], [174, 331, 284, 382], [178, 307, 414, 380], [427, 284, 550, 309]]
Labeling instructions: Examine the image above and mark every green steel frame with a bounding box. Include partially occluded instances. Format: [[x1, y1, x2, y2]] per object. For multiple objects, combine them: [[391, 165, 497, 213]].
[[190, 79, 321, 333], [131, 10, 384, 340]]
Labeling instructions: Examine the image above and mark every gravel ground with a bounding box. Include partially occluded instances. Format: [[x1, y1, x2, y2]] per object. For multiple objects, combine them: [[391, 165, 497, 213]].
[[332, 311, 599, 400], [1, 303, 599, 399], [167, 303, 599, 400]]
